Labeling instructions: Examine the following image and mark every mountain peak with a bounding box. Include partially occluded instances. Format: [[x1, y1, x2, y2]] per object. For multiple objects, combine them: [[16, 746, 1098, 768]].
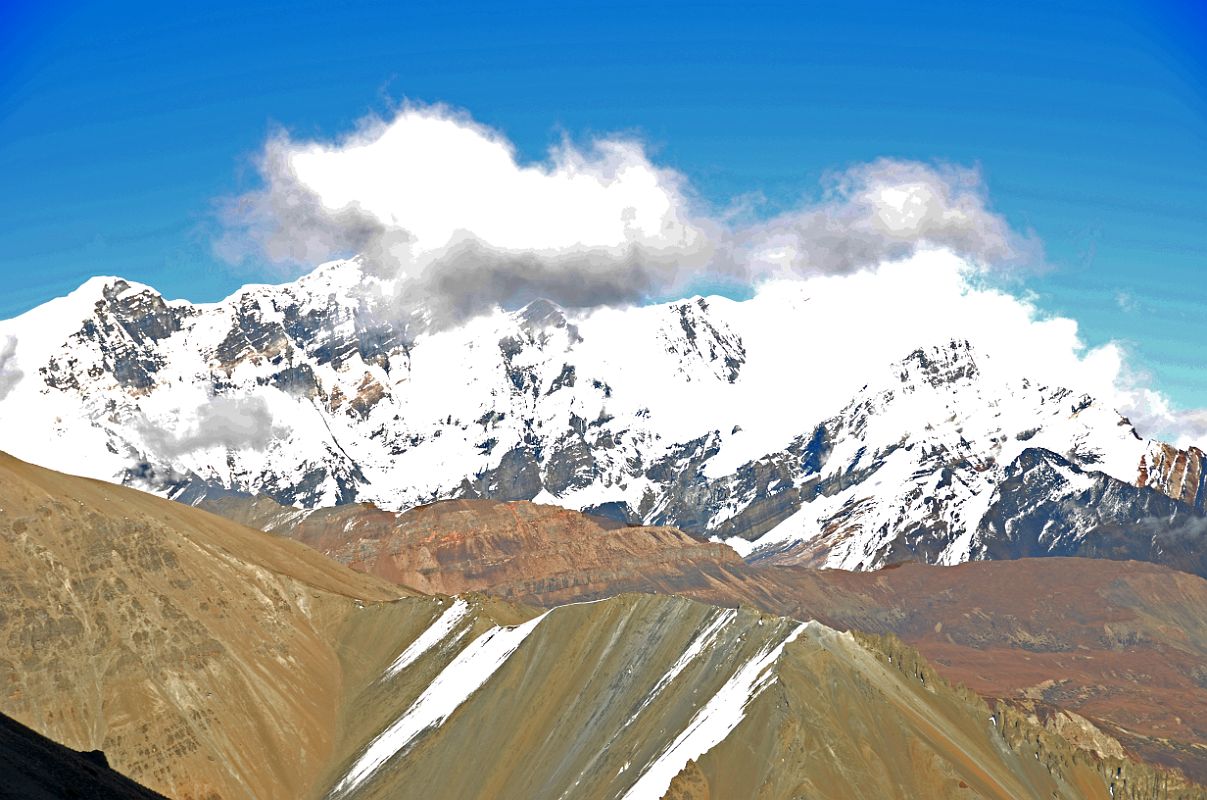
[[509, 298, 582, 347], [894, 338, 979, 389], [516, 297, 569, 328]]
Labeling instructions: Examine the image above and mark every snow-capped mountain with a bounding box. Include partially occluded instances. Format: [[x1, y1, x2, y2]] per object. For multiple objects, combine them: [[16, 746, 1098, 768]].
[[0, 257, 1201, 570]]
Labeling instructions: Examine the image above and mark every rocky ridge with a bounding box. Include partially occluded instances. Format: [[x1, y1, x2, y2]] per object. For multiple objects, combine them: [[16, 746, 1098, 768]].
[[215, 495, 1207, 784], [200, 496, 744, 598]]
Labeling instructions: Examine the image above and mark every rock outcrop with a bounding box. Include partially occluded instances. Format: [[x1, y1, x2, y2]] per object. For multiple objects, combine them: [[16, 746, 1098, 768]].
[[202, 495, 744, 599]]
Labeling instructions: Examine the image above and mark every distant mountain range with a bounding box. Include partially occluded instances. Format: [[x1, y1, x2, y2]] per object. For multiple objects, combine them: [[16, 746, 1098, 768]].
[[0, 258, 1202, 572]]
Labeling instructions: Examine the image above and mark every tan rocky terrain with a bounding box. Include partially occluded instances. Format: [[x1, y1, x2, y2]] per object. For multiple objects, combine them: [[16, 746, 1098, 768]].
[[1139, 442, 1205, 509], [4, 453, 1204, 798], [724, 559, 1207, 784], [0, 450, 412, 799], [214, 496, 1207, 784]]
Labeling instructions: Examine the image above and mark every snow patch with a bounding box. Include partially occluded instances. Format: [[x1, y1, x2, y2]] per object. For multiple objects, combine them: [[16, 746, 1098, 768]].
[[625, 607, 738, 726], [619, 623, 808, 800], [382, 599, 472, 679], [331, 611, 548, 797]]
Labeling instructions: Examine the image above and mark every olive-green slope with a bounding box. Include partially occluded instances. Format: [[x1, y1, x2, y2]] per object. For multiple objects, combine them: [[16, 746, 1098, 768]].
[[317, 594, 1201, 800]]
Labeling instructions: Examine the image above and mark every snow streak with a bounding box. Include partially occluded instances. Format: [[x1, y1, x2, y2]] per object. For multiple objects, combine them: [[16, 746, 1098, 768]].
[[331, 612, 548, 797], [619, 623, 809, 800], [383, 598, 472, 679], [625, 607, 738, 726]]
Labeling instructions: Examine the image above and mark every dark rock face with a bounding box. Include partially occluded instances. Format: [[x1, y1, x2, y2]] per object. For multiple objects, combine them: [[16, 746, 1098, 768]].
[[217, 291, 410, 374], [465, 445, 544, 501], [517, 298, 583, 345], [541, 435, 596, 495], [896, 339, 979, 387], [0, 711, 167, 800], [106, 288, 181, 343], [546, 363, 576, 395], [42, 282, 188, 392], [262, 363, 320, 396], [580, 500, 642, 525], [974, 448, 1207, 577], [215, 304, 293, 368], [638, 425, 835, 543], [133, 450, 366, 509], [666, 298, 746, 383]]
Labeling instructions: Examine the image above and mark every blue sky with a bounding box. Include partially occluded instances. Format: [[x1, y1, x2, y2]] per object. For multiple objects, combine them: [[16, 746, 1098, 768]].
[[2, 0, 1205, 406]]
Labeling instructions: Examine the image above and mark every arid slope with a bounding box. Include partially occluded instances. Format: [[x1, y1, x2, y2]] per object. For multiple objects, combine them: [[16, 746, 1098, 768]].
[[0, 451, 411, 799], [202, 496, 742, 597], [4, 456, 1203, 799], [220, 496, 1207, 784], [319, 594, 1198, 800]]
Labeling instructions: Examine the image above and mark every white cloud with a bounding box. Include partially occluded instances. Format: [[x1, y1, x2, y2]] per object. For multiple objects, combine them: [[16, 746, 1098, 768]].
[[1121, 392, 1207, 451], [0, 336, 22, 401], [1168, 409, 1207, 451], [137, 396, 282, 457], [740, 159, 1037, 278], [288, 110, 702, 254], [217, 104, 1030, 323], [213, 103, 1204, 449]]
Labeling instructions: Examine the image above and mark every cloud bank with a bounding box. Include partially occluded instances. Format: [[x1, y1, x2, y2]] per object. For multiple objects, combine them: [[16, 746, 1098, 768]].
[[0, 337, 22, 402], [214, 104, 1201, 447], [138, 396, 279, 457], [218, 105, 1034, 322], [739, 160, 1036, 277]]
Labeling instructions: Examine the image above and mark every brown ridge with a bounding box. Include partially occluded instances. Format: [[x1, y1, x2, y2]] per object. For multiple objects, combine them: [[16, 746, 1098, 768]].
[[215, 495, 1207, 784]]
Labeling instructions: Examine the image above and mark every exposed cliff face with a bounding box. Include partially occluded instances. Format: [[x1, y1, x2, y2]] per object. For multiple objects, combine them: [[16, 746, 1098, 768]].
[[0, 261, 1199, 572], [1139, 442, 1206, 510], [202, 496, 745, 599]]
